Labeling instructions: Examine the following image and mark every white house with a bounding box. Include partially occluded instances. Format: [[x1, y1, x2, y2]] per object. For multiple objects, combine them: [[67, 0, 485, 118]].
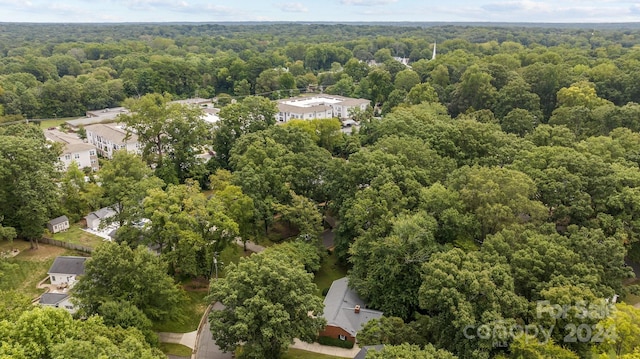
[[47, 215, 70, 234], [85, 123, 140, 159], [48, 256, 87, 287], [84, 207, 117, 231], [45, 129, 99, 172], [275, 95, 370, 123], [60, 143, 99, 171], [39, 293, 77, 314]]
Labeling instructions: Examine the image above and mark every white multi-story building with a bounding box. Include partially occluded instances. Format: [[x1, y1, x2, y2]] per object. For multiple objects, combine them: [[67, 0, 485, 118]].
[[275, 95, 370, 123], [45, 129, 99, 172], [85, 123, 141, 159]]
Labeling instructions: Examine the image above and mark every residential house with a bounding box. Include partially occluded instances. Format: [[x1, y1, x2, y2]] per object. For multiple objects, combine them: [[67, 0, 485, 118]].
[[48, 256, 87, 287], [275, 95, 370, 123], [39, 293, 76, 314], [45, 129, 99, 171], [47, 215, 70, 234], [353, 345, 384, 359], [84, 207, 117, 231], [85, 123, 140, 159], [319, 277, 383, 343]]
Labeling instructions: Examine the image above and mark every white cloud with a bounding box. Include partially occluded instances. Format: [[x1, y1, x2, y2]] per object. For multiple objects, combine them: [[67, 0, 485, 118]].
[[340, 0, 398, 6], [276, 2, 308, 13]]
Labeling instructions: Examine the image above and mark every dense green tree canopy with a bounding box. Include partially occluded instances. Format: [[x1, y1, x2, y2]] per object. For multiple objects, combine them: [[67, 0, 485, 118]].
[[208, 251, 325, 359], [0, 307, 164, 359], [120, 93, 213, 184], [0, 126, 60, 244], [73, 242, 184, 322]]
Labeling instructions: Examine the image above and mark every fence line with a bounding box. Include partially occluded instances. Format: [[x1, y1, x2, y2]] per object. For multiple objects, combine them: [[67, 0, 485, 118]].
[[39, 237, 93, 253]]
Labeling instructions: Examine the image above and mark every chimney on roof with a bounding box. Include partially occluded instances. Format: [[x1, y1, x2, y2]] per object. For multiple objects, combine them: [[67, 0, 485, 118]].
[[354, 305, 361, 314]]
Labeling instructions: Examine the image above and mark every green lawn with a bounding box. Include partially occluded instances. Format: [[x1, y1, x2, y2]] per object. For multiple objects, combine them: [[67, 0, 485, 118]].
[[153, 245, 248, 333], [48, 223, 104, 249], [158, 343, 192, 357], [37, 117, 79, 129], [313, 251, 347, 297], [217, 244, 249, 278], [0, 241, 81, 298], [283, 348, 344, 359], [153, 290, 209, 333], [623, 293, 640, 306]]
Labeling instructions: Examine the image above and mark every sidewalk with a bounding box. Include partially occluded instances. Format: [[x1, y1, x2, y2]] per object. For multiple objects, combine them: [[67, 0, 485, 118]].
[[158, 331, 198, 350], [234, 237, 266, 253], [290, 339, 360, 358]]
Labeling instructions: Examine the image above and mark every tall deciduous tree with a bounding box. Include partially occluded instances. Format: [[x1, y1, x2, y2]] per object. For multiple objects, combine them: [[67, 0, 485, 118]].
[[98, 151, 163, 228], [0, 130, 60, 246], [357, 316, 427, 347], [446, 165, 547, 239], [142, 181, 239, 277], [0, 307, 164, 359], [208, 251, 325, 359], [213, 96, 277, 169], [73, 242, 184, 322], [59, 162, 90, 223], [598, 303, 640, 357], [272, 190, 323, 239], [349, 212, 443, 319], [120, 93, 213, 183], [419, 249, 528, 358]]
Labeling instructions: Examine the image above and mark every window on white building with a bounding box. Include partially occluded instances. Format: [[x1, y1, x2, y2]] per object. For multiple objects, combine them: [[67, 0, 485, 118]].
[[64, 154, 71, 160], [74, 153, 80, 159], [89, 150, 95, 156]]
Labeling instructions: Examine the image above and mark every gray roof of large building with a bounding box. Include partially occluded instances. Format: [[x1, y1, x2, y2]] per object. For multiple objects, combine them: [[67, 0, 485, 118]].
[[322, 277, 383, 337], [353, 345, 384, 359], [48, 256, 87, 276], [49, 215, 69, 226], [61, 143, 97, 155], [85, 123, 138, 144], [39, 293, 69, 305], [85, 207, 117, 223]]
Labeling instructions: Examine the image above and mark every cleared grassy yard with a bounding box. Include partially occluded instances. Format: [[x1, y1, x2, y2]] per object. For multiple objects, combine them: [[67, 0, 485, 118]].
[[623, 293, 640, 306], [0, 240, 82, 298], [48, 223, 104, 249], [313, 252, 347, 297], [153, 290, 208, 333], [37, 117, 79, 129], [152, 244, 248, 333], [158, 343, 192, 357]]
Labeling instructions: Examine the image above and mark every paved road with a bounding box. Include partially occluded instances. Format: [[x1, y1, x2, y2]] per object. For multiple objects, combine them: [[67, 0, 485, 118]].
[[321, 229, 335, 249], [234, 237, 265, 253], [195, 302, 233, 359]]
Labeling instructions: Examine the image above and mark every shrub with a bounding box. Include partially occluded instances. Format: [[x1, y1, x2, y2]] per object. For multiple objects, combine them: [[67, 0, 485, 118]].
[[317, 336, 354, 349]]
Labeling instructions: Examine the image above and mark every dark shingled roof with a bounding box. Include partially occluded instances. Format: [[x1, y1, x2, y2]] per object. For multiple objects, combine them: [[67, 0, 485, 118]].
[[48, 256, 87, 276], [39, 293, 69, 305], [323, 277, 383, 337], [353, 345, 384, 359], [49, 215, 69, 226]]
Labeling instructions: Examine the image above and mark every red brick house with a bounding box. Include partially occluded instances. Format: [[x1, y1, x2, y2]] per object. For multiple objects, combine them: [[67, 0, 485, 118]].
[[319, 277, 383, 343]]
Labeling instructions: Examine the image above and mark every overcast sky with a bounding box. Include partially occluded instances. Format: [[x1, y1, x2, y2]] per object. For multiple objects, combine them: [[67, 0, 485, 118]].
[[0, 0, 639, 23]]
